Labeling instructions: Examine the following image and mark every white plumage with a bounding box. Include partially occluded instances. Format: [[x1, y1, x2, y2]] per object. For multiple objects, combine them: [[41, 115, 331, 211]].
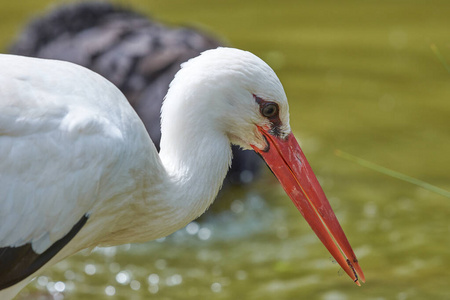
[[1, 54, 135, 249], [0, 47, 363, 299]]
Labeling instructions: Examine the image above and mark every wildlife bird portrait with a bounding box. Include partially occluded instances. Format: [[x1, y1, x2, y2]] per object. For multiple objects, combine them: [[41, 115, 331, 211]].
[[0, 47, 363, 299]]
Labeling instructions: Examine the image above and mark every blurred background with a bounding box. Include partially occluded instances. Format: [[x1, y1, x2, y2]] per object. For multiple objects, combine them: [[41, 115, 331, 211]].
[[1, 0, 450, 299]]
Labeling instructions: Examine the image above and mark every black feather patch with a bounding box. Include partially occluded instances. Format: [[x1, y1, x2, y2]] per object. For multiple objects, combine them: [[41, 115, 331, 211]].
[[0, 214, 88, 290]]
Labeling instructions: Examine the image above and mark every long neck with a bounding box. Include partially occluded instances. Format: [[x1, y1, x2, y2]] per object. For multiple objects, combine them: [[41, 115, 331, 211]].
[[158, 117, 232, 227], [86, 107, 232, 248], [93, 69, 233, 246], [157, 70, 233, 230]]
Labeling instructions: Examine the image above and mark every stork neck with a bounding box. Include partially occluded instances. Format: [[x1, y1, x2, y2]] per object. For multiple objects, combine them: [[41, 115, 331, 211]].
[[159, 123, 232, 225], [92, 120, 232, 246]]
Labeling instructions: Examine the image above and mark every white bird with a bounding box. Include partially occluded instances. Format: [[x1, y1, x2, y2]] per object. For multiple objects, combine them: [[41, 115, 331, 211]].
[[0, 47, 364, 299]]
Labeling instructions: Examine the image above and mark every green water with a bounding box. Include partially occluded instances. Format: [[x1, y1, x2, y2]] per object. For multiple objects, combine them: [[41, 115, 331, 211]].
[[2, 1, 450, 299]]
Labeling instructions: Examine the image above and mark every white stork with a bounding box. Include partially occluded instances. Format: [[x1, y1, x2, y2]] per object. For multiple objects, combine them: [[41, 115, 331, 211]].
[[0, 48, 364, 299]]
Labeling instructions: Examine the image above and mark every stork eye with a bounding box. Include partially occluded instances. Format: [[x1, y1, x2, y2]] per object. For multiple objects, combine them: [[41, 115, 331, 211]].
[[261, 103, 278, 118]]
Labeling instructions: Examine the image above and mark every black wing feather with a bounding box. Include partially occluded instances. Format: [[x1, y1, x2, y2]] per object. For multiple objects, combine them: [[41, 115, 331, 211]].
[[0, 215, 88, 290]]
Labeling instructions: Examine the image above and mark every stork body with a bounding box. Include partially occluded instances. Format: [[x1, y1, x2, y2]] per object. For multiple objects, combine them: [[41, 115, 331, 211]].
[[0, 48, 364, 299]]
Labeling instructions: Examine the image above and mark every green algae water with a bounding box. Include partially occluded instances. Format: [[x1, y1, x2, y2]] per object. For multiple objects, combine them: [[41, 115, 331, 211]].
[[1, 1, 450, 299]]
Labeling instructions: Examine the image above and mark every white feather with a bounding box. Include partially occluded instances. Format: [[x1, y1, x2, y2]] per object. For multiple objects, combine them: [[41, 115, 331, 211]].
[[0, 55, 136, 253]]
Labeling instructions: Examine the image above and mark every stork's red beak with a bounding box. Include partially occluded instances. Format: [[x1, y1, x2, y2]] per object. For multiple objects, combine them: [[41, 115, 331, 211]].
[[251, 126, 365, 285]]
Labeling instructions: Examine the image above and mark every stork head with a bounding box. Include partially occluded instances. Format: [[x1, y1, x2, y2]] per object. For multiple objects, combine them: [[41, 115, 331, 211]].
[[163, 48, 365, 284]]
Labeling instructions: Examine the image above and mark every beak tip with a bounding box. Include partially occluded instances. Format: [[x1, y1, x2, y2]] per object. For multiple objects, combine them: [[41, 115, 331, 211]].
[[354, 262, 366, 284]]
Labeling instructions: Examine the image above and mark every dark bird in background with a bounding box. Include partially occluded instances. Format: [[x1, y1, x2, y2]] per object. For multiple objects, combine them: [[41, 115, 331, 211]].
[[10, 1, 261, 185]]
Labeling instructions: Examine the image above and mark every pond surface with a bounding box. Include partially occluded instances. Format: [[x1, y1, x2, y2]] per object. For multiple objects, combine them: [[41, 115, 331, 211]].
[[1, 0, 450, 299]]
